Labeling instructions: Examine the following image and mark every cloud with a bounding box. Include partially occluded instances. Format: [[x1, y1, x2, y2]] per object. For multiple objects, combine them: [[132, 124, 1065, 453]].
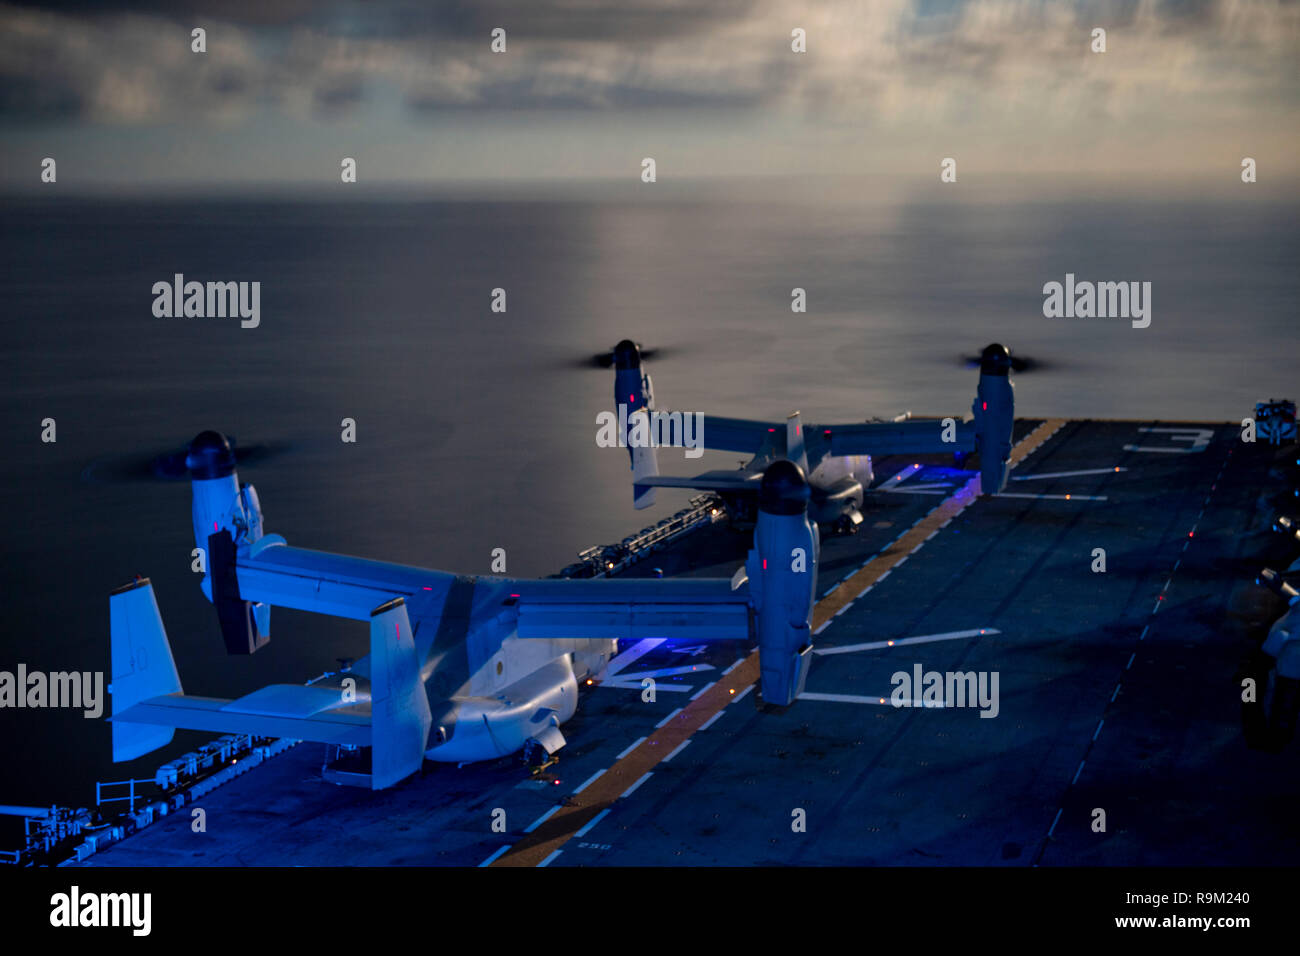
[[0, 0, 1295, 136]]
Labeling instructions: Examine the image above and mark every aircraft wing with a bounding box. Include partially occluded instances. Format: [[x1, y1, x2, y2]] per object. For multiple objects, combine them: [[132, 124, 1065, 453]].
[[691, 414, 781, 453], [233, 538, 454, 621], [814, 419, 978, 457], [510, 577, 751, 641]]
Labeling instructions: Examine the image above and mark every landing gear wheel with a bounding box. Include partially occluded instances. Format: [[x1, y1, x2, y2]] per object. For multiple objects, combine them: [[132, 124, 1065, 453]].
[[524, 739, 560, 776]]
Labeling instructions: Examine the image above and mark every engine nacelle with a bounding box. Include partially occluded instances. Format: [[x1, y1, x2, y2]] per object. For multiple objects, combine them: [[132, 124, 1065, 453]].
[[973, 343, 1015, 494], [186, 430, 270, 654], [746, 460, 819, 707], [614, 340, 653, 447]]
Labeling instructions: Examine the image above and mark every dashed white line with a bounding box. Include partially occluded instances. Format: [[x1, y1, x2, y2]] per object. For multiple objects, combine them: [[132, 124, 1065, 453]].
[[620, 772, 654, 798], [654, 707, 684, 729], [1047, 808, 1064, 838], [689, 681, 717, 701], [732, 685, 755, 703], [615, 736, 646, 760], [1071, 760, 1086, 785], [575, 809, 611, 838], [1092, 719, 1105, 742], [572, 769, 607, 794], [698, 709, 726, 732], [524, 805, 561, 833], [662, 740, 692, 763], [537, 849, 562, 867], [479, 844, 512, 867]]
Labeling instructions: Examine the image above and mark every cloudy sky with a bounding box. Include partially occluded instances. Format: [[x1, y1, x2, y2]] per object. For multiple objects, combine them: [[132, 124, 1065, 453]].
[[1, 0, 1296, 194]]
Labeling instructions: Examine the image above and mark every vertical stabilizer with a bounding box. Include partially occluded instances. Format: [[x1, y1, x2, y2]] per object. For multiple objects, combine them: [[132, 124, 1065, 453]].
[[109, 579, 182, 761], [786, 411, 809, 474], [368, 598, 432, 789]]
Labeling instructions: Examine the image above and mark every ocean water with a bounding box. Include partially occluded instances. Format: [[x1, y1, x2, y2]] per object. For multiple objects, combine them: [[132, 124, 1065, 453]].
[[1, 194, 1296, 815]]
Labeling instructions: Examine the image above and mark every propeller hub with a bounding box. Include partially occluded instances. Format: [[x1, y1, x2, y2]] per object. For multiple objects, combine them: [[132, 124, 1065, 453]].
[[186, 430, 236, 480], [980, 343, 1012, 376], [613, 339, 641, 370], [759, 459, 810, 516]]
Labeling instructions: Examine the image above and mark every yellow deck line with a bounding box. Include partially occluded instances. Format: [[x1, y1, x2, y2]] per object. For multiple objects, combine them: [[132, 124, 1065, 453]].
[[493, 418, 1068, 866]]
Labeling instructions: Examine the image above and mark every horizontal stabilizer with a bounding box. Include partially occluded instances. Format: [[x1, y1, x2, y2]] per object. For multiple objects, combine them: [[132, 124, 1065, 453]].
[[634, 470, 763, 493], [112, 691, 372, 747]]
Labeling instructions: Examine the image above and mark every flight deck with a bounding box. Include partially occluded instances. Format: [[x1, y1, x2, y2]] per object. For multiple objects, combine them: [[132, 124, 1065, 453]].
[[72, 418, 1299, 867]]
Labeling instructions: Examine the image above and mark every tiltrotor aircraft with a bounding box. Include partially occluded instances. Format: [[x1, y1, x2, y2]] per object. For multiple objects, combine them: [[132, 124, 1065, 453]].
[[609, 340, 1016, 530], [110, 434, 821, 790]]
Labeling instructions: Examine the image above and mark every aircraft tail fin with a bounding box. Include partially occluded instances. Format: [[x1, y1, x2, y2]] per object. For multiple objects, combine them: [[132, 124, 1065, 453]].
[[786, 411, 809, 474], [368, 598, 432, 789], [109, 578, 182, 761]]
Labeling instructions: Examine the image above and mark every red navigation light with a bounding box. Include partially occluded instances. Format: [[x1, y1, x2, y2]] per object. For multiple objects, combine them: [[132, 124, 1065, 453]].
[[982, 401, 988, 411]]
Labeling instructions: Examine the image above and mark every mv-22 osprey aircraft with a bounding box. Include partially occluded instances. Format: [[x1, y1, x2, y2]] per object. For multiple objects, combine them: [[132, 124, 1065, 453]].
[[109, 436, 828, 790], [611, 340, 1017, 530], [108, 349, 1016, 790]]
